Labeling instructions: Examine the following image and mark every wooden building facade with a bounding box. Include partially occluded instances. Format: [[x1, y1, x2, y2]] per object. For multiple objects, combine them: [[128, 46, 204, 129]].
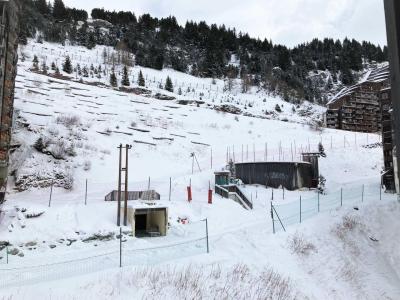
[[326, 65, 390, 133], [0, 0, 19, 204], [379, 87, 396, 191]]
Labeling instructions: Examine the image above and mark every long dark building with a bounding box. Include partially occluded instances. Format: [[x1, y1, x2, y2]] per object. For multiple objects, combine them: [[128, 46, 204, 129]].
[[0, 0, 19, 204]]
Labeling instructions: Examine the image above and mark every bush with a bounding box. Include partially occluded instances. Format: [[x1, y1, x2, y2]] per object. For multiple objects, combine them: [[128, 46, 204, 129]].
[[51, 139, 67, 160], [333, 215, 364, 241], [34, 137, 45, 152], [288, 232, 316, 256], [83, 160, 91, 171], [56, 114, 81, 128], [275, 104, 282, 113]]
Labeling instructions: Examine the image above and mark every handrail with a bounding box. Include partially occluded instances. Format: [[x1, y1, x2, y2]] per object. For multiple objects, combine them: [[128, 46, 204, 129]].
[[215, 184, 253, 210]]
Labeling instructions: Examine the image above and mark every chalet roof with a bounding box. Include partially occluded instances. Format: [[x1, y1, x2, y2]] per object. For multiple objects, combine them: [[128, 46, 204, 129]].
[[327, 64, 390, 106]]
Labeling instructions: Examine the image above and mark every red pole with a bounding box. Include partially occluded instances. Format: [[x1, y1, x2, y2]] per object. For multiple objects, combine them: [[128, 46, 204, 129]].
[[208, 181, 212, 204], [187, 186, 192, 202]]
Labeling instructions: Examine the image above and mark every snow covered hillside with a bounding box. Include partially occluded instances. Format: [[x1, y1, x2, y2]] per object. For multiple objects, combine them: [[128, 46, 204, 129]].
[[0, 40, 399, 299]]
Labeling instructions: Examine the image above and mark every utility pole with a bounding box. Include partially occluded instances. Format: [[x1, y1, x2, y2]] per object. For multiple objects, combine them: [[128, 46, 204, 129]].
[[117, 144, 122, 226], [124, 144, 132, 226], [117, 144, 132, 226]]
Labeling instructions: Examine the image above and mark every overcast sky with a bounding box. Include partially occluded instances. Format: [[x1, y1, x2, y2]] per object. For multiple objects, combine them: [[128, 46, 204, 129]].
[[63, 0, 387, 48]]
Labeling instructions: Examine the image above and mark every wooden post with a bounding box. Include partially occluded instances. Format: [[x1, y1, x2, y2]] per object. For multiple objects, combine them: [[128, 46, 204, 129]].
[[85, 179, 88, 205], [119, 227, 122, 268], [271, 202, 275, 234], [341, 188, 343, 207], [299, 196, 302, 223], [169, 177, 172, 201], [148, 176, 151, 191], [48, 180, 54, 208], [362, 184, 364, 202], [205, 218, 209, 253], [192, 153, 195, 174]]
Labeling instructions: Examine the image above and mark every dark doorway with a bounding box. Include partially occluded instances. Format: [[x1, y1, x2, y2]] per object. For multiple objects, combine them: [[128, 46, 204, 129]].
[[135, 214, 147, 236]]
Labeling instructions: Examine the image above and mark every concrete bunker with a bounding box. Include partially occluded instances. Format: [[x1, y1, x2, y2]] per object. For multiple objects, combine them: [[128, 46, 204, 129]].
[[235, 161, 317, 191], [123, 203, 168, 237]]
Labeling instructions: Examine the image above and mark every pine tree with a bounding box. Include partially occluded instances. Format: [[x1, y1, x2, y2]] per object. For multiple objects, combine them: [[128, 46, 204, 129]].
[[41, 61, 48, 74], [138, 70, 145, 87], [53, 0, 67, 20], [110, 68, 117, 87], [62, 56, 72, 74], [51, 62, 56, 71], [82, 66, 89, 77], [121, 65, 130, 86], [318, 142, 326, 157], [32, 55, 39, 71], [165, 76, 173, 92]]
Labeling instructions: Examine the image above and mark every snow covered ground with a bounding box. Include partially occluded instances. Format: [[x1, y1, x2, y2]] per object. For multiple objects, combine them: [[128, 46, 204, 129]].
[[0, 40, 399, 299]]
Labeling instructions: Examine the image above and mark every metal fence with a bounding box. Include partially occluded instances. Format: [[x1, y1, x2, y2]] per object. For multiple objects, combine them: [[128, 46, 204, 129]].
[[0, 225, 208, 288], [271, 183, 395, 233]]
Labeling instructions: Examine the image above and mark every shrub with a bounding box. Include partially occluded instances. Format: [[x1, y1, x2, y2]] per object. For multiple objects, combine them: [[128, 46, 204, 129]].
[[83, 160, 91, 171], [275, 104, 282, 113], [288, 232, 316, 256], [34, 137, 45, 152], [56, 114, 81, 128]]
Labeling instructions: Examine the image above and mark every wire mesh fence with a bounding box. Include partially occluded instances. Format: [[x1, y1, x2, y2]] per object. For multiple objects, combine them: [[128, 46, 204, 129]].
[[272, 183, 394, 233], [0, 228, 208, 288]]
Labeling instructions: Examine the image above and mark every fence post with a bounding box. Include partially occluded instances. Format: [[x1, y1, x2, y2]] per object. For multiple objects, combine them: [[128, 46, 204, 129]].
[[271, 189, 274, 200], [205, 218, 209, 253], [48, 180, 54, 208], [362, 184, 364, 202], [341, 188, 343, 207], [271, 202, 275, 234], [272, 205, 286, 232], [380, 184, 382, 201], [299, 196, 302, 223], [169, 177, 172, 201], [6, 244, 8, 264], [282, 186, 285, 200], [85, 179, 88, 205], [318, 191, 320, 212], [119, 227, 122, 268]]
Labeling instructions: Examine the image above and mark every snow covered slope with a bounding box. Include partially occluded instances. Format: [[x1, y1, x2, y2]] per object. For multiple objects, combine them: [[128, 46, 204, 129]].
[[0, 40, 398, 299]]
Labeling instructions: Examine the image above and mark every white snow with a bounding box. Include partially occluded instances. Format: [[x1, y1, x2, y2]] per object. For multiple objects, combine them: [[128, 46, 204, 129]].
[[0, 39, 398, 299]]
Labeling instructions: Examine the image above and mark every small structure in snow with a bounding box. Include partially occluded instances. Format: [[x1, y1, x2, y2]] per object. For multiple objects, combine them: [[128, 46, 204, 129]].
[[121, 201, 168, 237]]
